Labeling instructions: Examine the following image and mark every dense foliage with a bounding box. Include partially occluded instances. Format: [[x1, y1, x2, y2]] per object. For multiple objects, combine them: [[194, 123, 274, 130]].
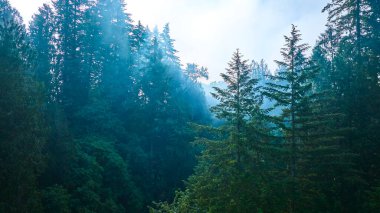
[[151, 0, 380, 212], [0, 0, 209, 212], [0, 0, 379, 212]]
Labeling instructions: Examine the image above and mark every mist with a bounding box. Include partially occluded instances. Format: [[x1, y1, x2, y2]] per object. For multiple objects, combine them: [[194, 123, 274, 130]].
[[1, 0, 379, 212]]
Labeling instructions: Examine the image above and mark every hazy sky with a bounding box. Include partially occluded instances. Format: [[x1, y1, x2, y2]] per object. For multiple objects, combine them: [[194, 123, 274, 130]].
[[9, 0, 329, 82]]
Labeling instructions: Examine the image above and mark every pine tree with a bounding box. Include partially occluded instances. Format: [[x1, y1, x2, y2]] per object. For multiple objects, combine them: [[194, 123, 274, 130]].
[[310, 26, 340, 92], [129, 31, 199, 205], [131, 20, 150, 53], [251, 59, 271, 81], [262, 25, 354, 212], [151, 50, 265, 212], [262, 25, 309, 212], [53, 0, 91, 118], [160, 23, 180, 66], [0, 0, 46, 211], [88, 0, 133, 101], [29, 4, 56, 100], [184, 63, 209, 84], [322, 1, 380, 210], [211, 49, 260, 166]]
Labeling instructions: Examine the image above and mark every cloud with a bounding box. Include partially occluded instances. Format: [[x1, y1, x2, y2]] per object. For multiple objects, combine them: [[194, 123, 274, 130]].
[[127, 0, 329, 81]]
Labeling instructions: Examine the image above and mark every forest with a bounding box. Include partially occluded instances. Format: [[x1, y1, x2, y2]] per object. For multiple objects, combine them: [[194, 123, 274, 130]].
[[0, 0, 379, 212]]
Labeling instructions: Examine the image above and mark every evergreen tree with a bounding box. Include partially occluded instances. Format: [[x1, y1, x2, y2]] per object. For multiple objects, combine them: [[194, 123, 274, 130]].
[[311, 26, 340, 92], [53, 0, 91, 118], [136, 34, 184, 202], [322, 1, 380, 210], [130, 20, 150, 53], [263, 25, 354, 212], [29, 4, 74, 208], [160, 23, 180, 66], [29, 3, 56, 100], [211, 49, 260, 165], [184, 63, 209, 84], [152, 50, 265, 213], [6, 0, 380, 212], [0, 0, 46, 211], [88, 0, 133, 101], [251, 59, 271, 81]]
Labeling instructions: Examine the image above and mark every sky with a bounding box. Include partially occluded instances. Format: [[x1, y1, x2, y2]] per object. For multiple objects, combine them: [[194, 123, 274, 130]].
[[9, 0, 329, 82]]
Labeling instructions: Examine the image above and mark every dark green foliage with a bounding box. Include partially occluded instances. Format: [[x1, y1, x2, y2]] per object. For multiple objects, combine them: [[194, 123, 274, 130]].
[[319, 0, 380, 211], [0, 0, 46, 211], [151, 50, 266, 213], [41, 185, 71, 213], [154, 13, 378, 211], [53, 0, 92, 115], [365, 181, 380, 212], [66, 137, 142, 212], [1, 0, 379, 212], [262, 25, 323, 212], [262, 25, 357, 213], [25, 0, 211, 211], [1, 0, 211, 212], [29, 4, 55, 98], [210, 49, 261, 165], [127, 30, 210, 206]]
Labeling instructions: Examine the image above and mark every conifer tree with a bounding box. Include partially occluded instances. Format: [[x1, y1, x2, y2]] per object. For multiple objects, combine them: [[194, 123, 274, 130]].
[[160, 23, 180, 66], [263, 25, 354, 212], [211, 49, 260, 165], [0, 1, 46, 211], [151, 50, 265, 213], [251, 59, 271, 81], [262, 25, 310, 212], [184, 63, 208, 84], [53, 0, 91, 117], [89, 0, 133, 101], [131, 20, 150, 53], [322, 1, 380, 210], [29, 4, 56, 100]]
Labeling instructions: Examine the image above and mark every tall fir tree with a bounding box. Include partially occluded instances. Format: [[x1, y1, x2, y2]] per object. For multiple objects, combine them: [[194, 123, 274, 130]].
[[211, 49, 260, 166], [160, 23, 180, 66], [321, 1, 380, 210], [29, 3, 56, 100], [262, 25, 355, 212], [152, 50, 266, 213], [53, 0, 91, 119], [0, 0, 46, 211]]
